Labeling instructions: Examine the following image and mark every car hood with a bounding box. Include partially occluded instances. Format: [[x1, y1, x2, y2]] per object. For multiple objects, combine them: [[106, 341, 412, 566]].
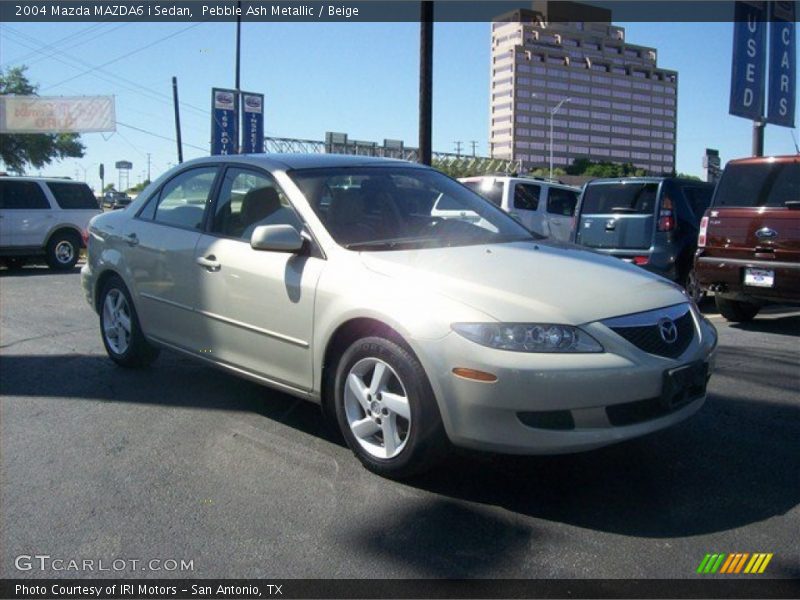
[[359, 241, 687, 325]]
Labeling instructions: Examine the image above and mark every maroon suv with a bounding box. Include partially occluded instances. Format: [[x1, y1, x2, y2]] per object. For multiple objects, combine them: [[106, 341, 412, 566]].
[[695, 155, 800, 322]]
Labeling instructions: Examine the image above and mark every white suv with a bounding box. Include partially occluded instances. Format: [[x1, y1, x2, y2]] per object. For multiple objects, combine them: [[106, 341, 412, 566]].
[[459, 175, 581, 241], [0, 177, 101, 270]]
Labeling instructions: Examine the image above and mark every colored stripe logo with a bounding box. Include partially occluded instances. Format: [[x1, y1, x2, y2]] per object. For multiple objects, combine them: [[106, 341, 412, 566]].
[[697, 553, 773, 574]]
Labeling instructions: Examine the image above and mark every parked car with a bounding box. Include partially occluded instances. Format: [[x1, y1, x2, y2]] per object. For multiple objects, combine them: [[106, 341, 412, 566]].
[[695, 155, 799, 322], [459, 175, 581, 241], [82, 155, 717, 478], [102, 191, 132, 210], [572, 177, 715, 301], [0, 176, 100, 270]]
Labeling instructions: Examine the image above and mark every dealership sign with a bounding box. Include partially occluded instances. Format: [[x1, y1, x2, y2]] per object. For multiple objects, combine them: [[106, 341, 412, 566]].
[[729, 2, 768, 120], [0, 95, 115, 133], [729, 1, 796, 128], [767, 1, 795, 127], [210, 88, 238, 155], [241, 92, 265, 154]]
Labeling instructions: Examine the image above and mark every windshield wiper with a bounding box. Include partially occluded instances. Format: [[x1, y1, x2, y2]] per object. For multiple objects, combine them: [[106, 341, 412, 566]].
[[345, 238, 435, 251]]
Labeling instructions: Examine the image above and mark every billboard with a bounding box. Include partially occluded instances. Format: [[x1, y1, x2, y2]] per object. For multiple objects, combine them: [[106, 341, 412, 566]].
[[211, 88, 238, 155], [0, 95, 115, 133], [241, 92, 265, 154], [729, 1, 768, 121], [767, 1, 796, 127]]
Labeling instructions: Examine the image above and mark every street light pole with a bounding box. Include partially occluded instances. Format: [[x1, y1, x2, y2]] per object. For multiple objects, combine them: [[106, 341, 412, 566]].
[[549, 97, 571, 179]]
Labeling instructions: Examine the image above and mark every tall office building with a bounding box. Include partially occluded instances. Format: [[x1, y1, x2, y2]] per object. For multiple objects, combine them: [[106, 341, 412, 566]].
[[490, 2, 678, 174]]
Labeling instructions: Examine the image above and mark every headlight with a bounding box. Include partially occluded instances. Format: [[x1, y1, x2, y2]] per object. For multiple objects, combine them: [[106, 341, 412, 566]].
[[451, 323, 604, 353]]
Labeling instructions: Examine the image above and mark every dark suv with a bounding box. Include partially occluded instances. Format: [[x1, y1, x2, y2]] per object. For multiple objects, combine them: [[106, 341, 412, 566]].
[[572, 177, 715, 299], [694, 155, 799, 322]]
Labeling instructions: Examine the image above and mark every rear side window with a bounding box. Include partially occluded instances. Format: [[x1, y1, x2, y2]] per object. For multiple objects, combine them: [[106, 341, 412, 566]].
[[463, 180, 503, 206], [513, 183, 540, 210], [581, 183, 659, 214], [149, 167, 218, 230], [547, 188, 579, 216], [46, 182, 98, 209], [0, 181, 50, 209], [714, 162, 800, 208]]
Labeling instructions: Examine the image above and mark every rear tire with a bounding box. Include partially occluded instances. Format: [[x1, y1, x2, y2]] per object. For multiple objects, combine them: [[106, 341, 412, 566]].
[[715, 296, 760, 322], [333, 336, 447, 479], [45, 231, 80, 271], [99, 275, 160, 367]]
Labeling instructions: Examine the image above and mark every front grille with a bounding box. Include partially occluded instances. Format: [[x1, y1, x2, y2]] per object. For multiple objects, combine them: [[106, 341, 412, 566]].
[[609, 309, 695, 359]]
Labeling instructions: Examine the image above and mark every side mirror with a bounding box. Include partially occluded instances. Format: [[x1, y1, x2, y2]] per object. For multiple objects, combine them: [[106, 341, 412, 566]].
[[250, 224, 304, 253]]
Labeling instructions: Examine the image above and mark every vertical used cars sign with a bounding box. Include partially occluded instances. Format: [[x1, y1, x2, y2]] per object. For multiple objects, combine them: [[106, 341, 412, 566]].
[[241, 92, 265, 154], [729, 1, 768, 121], [211, 88, 238, 155]]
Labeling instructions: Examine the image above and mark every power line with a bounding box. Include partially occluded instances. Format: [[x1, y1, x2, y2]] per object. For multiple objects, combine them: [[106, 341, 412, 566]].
[[40, 22, 204, 91], [0, 22, 109, 68], [1, 25, 211, 120], [116, 120, 207, 153], [1, 23, 131, 70]]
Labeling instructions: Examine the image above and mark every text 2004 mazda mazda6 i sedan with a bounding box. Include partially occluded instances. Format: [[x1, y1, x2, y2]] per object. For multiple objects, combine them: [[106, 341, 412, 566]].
[[82, 154, 717, 478]]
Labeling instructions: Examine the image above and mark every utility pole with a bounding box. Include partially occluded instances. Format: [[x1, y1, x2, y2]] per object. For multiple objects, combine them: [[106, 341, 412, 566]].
[[146, 153, 151, 182], [549, 97, 571, 179], [470, 141, 478, 156], [418, 1, 433, 165], [454, 141, 462, 157], [172, 76, 184, 163], [752, 118, 765, 157]]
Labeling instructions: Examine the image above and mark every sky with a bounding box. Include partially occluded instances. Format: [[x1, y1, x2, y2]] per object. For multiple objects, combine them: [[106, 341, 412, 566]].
[[1, 17, 798, 192]]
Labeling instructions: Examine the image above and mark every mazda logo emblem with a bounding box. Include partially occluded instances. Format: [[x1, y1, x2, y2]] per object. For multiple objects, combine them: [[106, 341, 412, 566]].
[[658, 317, 678, 344]]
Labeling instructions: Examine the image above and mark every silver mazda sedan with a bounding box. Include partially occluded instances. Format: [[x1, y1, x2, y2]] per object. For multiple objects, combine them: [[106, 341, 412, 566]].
[[82, 155, 717, 478]]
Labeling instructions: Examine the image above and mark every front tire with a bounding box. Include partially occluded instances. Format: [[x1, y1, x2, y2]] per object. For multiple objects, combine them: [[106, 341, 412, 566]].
[[683, 267, 705, 305], [99, 275, 159, 367], [715, 296, 760, 322], [46, 231, 80, 271], [333, 336, 447, 479]]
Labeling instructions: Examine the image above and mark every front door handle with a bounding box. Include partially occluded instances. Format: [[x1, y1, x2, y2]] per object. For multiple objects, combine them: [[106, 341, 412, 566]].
[[196, 255, 221, 272], [125, 233, 139, 247]]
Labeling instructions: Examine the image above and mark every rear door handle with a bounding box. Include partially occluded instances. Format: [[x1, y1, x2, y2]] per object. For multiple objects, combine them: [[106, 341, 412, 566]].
[[125, 233, 139, 247], [196, 255, 221, 272]]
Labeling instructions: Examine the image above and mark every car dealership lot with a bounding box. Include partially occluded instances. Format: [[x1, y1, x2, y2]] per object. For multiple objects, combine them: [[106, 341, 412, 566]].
[[1, 267, 798, 579]]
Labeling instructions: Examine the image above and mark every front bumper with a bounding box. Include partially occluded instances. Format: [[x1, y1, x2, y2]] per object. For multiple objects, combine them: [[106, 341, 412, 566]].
[[414, 308, 717, 454]]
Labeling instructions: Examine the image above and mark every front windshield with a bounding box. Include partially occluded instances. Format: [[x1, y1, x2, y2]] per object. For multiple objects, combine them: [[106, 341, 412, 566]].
[[289, 166, 536, 250]]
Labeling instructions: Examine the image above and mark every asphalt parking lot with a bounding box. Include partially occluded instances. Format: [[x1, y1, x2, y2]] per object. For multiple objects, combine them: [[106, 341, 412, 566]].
[[1, 266, 798, 580]]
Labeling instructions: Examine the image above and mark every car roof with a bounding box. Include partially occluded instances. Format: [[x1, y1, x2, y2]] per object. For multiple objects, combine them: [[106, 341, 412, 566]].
[[178, 153, 422, 171], [0, 176, 89, 184], [726, 154, 799, 166], [459, 175, 580, 190], [586, 177, 715, 187]]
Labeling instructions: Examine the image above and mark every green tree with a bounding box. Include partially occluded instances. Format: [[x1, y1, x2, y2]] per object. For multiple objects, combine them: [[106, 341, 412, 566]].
[[127, 179, 151, 194], [0, 66, 85, 174], [676, 172, 702, 181], [528, 167, 566, 178], [103, 183, 116, 193]]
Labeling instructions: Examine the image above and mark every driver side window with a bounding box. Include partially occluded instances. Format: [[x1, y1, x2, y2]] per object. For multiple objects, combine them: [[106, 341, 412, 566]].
[[211, 168, 302, 240]]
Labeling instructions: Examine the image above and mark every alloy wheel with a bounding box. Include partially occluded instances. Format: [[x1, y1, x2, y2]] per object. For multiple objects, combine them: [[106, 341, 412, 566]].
[[344, 358, 411, 459], [102, 289, 132, 355]]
